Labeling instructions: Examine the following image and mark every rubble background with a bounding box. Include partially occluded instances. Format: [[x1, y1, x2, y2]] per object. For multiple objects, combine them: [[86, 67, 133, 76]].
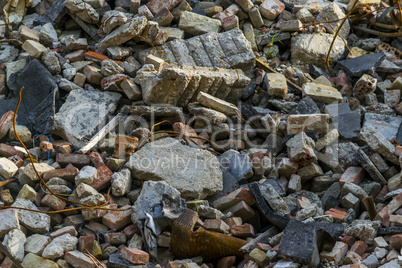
[[0, 0, 401, 267]]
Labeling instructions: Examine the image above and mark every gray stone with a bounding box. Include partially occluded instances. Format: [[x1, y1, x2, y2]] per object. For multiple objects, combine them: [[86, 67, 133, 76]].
[[41, 49, 61, 75], [25, 234, 51, 255], [259, 183, 290, 216], [75, 166, 97, 185], [341, 182, 368, 200], [131, 181, 186, 224], [139, 66, 249, 108], [64, 0, 99, 24], [125, 138, 223, 200], [137, 28, 256, 71], [188, 103, 227, 126], [362, 254, 379, 268], [111, 168, 131, 197], [363, 113, 402, 142], [361, 126, 399, 165], [101, 60, 124, 76], [0, 46, 19, 64], [40, 23, 58, 45], [337, 53, 386, 77], [12, 199, 51, 233], [325, 103, 360, 140], [53, 88, 121, 147], [316, 142, 360, 173], [58, 78, 82, 91], [42, 234, 78, 260], [179, 11, 221, 35], [2, 229, 26, 261], [316, 3, 350, 38], [286, 132, 316, 166], [96, 16, 148, 52], [344, 220, 380, 244], [379, 259, 399, 268], [291, 33, 345, 66], [302, 82, 343, 104]]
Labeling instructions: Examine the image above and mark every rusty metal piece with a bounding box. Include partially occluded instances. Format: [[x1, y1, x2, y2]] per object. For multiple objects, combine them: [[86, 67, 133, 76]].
[[171, 209, 247, 260], [362, 196, 377, 220]]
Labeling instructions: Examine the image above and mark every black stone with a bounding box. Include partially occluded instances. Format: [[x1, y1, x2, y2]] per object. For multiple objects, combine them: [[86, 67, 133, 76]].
[[378, 227, 402, 236], [220, 0, 236, 9], [289, 96, 320, 115], [278, 220, 343, 266], [354, 149, 387, 186], [191, 6, 206, 16], [396, 123, 402, 144], [324, 195, 341, 210], [278, 220, 321, 266], [33, 15, 56, 26], [241, 81, 256, 101], [309, 65, 331, 79], [5, 59, 59, 133], [325, 103, 361, 140], [108, 252, 131, 268], [46, 0, 67, 23], [186, 0, 200, 8], [337, 53, 386, 77]]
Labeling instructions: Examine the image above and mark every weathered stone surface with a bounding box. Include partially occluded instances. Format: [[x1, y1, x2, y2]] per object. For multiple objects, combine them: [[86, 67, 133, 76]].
[[179, 11, 221, 35], [363, 113, 402, 142], [259, 183, 289, 216], [302, 83, 343, 104], [131, 181, 185, 224], [0, 157, 18, 179], [316, 3, 350, 38], [0, 209, 19, 238], [21, 253, 58, 268], [126, 138, 222, 199], [25, 234, 51, 255], [2, 229, 26, 261], [137, 29, 255, 71], [138, 66, 250, 107], [111, 168, 131, 197], [361, 126, 399, 165], [96, 16, 148, 52], [291, 33, 345, 66], [53, 89, 121, 147], [42, 234, 78, 259], [64, 0, 99, 23], [344, 220, 380, 244], [12, 198, 51, 233]]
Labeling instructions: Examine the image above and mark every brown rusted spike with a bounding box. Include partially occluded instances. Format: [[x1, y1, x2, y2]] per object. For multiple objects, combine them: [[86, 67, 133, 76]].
[[0, 179, 14, 188], [362, 196, 377, 220], [171, 209, 247, 261]]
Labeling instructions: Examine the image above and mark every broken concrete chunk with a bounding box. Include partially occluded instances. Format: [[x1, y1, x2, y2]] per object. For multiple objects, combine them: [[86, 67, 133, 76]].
[[53, 89, 121, 147], [302, 82, 343, 104], [96, 16, 148, 52], [179, 11, 221, 35], [64, 0, 99, 24], [125, 137, 222, 200], [291, 33, 345, 67], [139, 66, 249, 108]]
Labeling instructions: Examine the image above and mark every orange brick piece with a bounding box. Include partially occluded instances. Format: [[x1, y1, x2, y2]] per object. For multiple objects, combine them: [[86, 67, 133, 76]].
[[0, 111, 15, 140], [339, 167, 365, 187], [120, 247, 149, 265]]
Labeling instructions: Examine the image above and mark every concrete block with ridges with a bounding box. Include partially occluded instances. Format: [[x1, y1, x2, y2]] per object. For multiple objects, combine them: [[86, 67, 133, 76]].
[[139, 66, 250, 107], [137, 28, 255, 71]]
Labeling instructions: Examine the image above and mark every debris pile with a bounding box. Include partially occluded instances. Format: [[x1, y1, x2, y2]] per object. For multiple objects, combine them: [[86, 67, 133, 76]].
[[0, 0, 402, 267]]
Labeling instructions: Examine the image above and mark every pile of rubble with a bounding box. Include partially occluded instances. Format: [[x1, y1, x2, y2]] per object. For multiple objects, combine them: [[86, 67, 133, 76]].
[[0, 0, 402, 267]]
